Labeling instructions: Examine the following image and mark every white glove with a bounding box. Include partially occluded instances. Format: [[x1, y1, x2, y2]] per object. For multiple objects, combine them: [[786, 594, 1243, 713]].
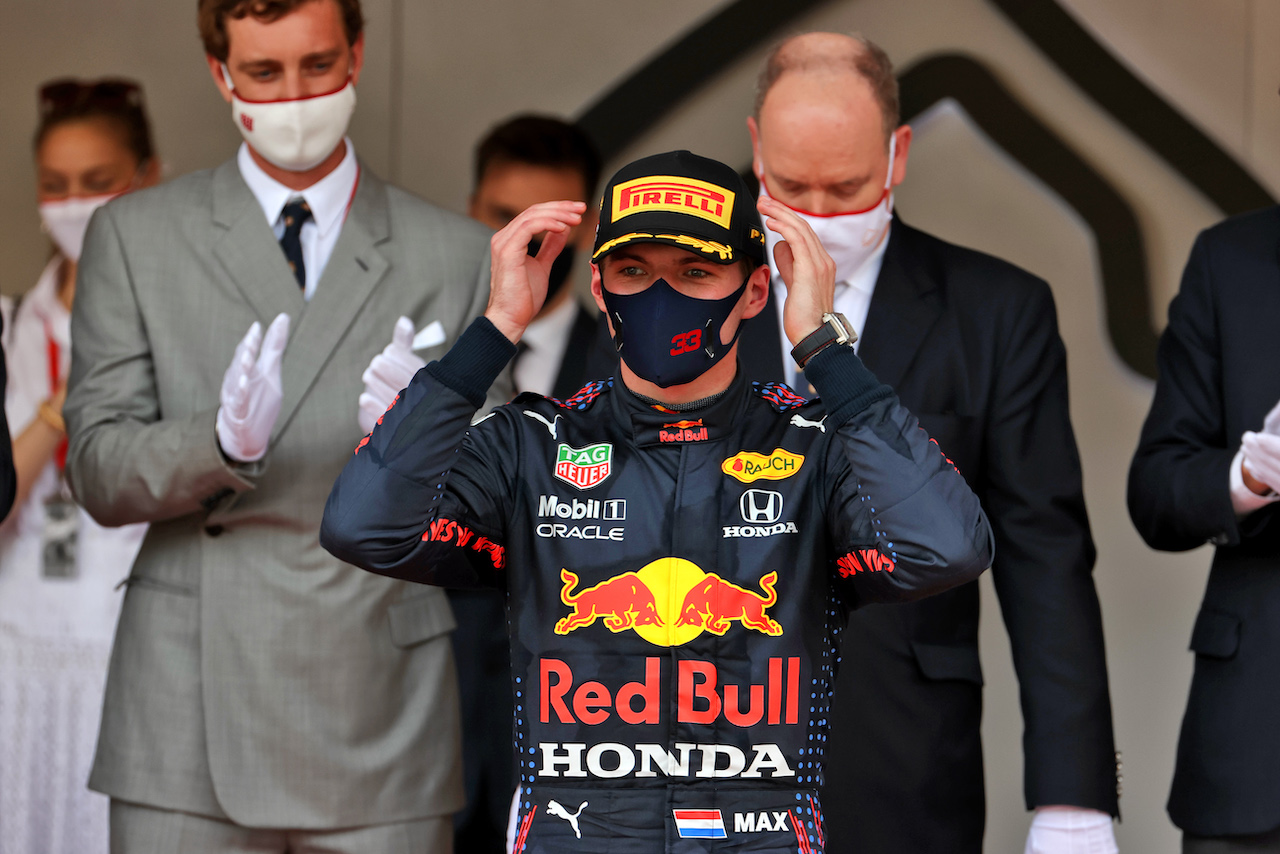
[[1024, 807, 1117, 854], [1263, 397, 1280, 436], [216, 313, 290, 463], [1242, 431, 1280, 494], [357, 316, 426, 434]]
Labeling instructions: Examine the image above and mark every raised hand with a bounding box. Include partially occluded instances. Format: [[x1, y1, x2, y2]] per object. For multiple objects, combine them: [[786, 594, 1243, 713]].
[[216, 312, 290, 462], [484, 200, 585, 343], [757, 195, 837, 348]]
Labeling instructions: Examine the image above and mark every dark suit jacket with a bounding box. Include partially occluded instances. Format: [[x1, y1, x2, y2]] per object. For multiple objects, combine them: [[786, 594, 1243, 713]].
[[1129, 206, 1280, 838], [739, 217, 1117, 851]]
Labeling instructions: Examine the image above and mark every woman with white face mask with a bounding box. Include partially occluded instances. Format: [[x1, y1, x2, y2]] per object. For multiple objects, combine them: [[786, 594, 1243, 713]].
[[0, 77, 158, 854]]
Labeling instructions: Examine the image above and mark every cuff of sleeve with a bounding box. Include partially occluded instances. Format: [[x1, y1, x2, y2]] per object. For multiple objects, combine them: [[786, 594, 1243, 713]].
[[1030, 806, 1113, 831], [427, 316, 517, 409], [1230, 445, 1280, 517], [804, 344, 893, 424]]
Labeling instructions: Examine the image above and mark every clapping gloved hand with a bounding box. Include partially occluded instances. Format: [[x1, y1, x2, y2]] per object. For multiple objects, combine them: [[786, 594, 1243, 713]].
[[216, 313, 290, 463], [357, 316, 425, 435], [1242, 397, 1280, 496], [1024, 807, 1118, 854]]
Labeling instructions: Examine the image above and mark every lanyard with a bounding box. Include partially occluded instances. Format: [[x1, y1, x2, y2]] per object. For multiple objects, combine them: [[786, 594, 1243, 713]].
[[45, 323, 67, 471]]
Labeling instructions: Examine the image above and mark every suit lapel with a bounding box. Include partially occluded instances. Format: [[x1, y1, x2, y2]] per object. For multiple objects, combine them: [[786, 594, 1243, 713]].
[[271, 162, 391, 440], [211, 160, 306, 326], [858, 219, 944, 390]]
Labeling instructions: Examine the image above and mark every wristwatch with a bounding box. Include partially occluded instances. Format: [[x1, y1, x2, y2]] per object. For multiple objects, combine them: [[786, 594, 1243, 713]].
[[791, 312, 857, 369]]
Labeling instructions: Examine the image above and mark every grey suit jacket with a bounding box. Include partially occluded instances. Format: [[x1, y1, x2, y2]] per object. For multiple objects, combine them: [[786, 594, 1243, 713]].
[[64, 157, 508, 829]]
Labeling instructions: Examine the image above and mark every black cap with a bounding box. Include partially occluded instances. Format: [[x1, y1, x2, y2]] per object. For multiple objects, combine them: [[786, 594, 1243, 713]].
[[592, 150, 765, 267]]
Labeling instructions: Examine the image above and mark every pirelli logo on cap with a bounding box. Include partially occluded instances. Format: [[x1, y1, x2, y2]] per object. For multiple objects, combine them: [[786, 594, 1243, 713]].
[[612, 176, 734, 229]]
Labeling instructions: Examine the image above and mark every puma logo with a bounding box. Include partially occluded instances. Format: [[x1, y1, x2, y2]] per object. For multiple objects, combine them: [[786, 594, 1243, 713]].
[[790, 413, 827, 433], [524, 410, 562, 439], [546, 799, 587, 839]]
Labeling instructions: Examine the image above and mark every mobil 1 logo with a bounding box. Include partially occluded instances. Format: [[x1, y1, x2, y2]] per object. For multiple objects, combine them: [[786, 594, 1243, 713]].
[[537, 495, 626, 541]]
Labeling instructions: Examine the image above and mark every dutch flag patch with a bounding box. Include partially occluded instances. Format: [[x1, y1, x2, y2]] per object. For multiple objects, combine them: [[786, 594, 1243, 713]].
[[672, 809, 728, 839]]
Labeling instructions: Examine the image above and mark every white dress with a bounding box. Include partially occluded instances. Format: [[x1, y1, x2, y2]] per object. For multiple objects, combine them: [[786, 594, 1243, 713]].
[[0, 258, 147, 854]]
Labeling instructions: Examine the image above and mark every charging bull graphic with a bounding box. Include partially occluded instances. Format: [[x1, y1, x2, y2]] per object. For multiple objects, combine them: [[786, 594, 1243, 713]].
[[555, 559, 782, 645], [555, 568, 664, 634], [675, 570, 782, 636]]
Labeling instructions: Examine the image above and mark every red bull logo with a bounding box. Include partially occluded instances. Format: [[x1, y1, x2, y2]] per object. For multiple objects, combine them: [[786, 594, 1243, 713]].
[[612, 175, 735, 229], [554, 442, 613, 490], [659, 418, 709, 443], [676, 571, 782, 636], [555, 569, 662, 634], [539, 655, 801, 727], [555, 558, 782, 646]]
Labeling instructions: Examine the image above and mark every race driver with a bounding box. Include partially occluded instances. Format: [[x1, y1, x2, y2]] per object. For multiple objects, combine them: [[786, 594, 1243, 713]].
[[321, 150, 994, 853]]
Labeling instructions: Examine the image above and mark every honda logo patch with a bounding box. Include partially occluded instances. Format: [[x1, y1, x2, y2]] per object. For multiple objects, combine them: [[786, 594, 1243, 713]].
[[740, 489, 783, 524]]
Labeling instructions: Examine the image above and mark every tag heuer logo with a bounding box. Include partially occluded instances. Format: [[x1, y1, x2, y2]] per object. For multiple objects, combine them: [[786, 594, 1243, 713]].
[[554, 443, 613, 490]]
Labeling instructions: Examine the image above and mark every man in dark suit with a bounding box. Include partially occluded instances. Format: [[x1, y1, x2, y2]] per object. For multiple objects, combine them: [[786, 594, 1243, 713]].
[[468, 115, 604, 401], [64, 0, 506, 850], [1129, 208, 1280, 852], [740, 33, 1119, 852]]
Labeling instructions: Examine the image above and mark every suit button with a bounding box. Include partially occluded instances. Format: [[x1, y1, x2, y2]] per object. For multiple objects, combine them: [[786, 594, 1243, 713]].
[[205, 525, 225, 537]]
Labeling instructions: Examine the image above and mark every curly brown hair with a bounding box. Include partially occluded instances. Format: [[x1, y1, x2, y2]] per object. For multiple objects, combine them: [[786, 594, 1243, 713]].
[[198, 0, 363, 62]]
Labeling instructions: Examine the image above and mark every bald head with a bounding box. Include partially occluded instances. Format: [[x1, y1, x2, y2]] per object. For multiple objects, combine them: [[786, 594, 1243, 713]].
[[753, 32, 899, 140], [748, 32, 909, 215]]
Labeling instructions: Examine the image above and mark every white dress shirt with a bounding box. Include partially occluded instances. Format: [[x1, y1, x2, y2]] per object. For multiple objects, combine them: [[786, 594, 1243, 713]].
[[0, 258, 146, 641], [237, 139, 359, 300], [769, 224, 890, 391], [514, 295, 580, 397]]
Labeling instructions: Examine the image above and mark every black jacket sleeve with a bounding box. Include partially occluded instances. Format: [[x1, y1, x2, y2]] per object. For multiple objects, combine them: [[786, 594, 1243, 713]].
[[805, 344, 994, 607], [321, 317, 517, 588], [1128, 232, 1243, 550], [979, 280, 1117, 814]]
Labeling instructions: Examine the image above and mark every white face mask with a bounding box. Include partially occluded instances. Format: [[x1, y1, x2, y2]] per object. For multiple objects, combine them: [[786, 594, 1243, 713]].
[[223, 63, 356, 172], [39, 194, 119, 262], [759, 135, 896, 286]]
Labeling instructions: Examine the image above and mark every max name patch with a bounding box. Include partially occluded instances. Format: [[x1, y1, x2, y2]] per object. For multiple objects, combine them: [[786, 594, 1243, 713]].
[[612, 175, 734, 228], [721, 449, 804, 483]]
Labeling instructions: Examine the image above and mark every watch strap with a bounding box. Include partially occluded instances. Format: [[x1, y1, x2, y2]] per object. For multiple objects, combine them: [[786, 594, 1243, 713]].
[[791, 312, 855, 369]]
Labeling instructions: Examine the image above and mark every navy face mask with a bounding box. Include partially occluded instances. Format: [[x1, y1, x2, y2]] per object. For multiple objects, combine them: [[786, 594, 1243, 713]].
[[600, 273, 749, 388], [528, 239, 576, 304]]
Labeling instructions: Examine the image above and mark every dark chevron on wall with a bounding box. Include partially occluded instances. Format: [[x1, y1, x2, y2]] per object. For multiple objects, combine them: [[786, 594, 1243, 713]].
[[899, 54, 1157, 377], [575, 0, 1274, 379], [992, 0, 1274, 216], [576, 0, 833, 159]]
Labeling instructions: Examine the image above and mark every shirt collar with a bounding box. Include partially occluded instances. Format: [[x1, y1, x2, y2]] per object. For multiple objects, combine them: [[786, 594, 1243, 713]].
[[521, 295, 580, 354], [236, 138, 358, 238]]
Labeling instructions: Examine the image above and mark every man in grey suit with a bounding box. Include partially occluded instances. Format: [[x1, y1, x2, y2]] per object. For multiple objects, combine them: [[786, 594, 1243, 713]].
[[64, 0, 504, 850]]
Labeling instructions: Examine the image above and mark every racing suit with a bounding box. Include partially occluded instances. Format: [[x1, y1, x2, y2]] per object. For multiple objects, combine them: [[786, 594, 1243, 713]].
[[322, 317, 993, 853]]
